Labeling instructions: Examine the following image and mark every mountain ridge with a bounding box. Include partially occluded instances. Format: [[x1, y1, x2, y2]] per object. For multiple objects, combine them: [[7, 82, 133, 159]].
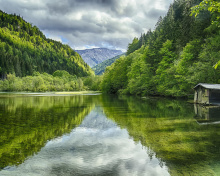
[[76, 48, 123, 67], [92, 54, 124, 75]]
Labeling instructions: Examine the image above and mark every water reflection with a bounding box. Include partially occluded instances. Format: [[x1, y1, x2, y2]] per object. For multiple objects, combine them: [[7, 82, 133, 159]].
[[1, 107, 170, 176], [194, 104, 220, 125], [0, 94, 95, 170], [102, 96, 220, 176], [1, 94, 220, 175]]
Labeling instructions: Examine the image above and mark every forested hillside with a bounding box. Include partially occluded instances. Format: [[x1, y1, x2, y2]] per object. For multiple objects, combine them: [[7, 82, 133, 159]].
[[92, 54, 124, 75], [101, 0, 220, 97], [0, 10, 94, 79]]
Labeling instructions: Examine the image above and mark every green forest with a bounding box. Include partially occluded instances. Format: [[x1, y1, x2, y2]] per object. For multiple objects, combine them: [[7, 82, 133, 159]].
[[0, 10, 93, 79], [101, 0, 220, 97]]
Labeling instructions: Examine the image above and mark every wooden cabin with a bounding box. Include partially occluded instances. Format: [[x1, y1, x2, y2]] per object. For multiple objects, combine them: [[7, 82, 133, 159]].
[[194, 83, 220, 105]]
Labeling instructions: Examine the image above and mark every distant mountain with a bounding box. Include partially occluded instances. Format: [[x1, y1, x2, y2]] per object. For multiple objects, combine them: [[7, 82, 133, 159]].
[[92, 54, 124, 75], [76, 48, 123, 67]]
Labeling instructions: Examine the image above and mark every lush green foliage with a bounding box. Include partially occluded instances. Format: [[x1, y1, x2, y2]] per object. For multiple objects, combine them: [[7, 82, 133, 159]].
[[101, 55, 132, 94], [191, 0, 220, 24], [0, 10, 94, 78], [82, 75, 102, 91], [92, 54, 124, 75], [191, 0, 220, 68], [0, 70, 102, 92], [0, 71, 85, 92], [101, 0, 220, 97]]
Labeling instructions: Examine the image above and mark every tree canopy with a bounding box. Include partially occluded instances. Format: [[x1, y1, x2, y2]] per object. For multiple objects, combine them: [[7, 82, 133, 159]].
[[101, 0, 220, 97]]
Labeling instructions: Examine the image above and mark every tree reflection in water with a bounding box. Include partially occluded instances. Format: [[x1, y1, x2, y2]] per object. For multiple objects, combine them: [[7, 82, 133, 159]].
[[1, 94, 220, 175]]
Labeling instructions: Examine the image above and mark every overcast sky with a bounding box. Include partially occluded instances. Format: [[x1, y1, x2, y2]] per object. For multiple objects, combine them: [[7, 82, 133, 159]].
[[0, 0, 173, 51]]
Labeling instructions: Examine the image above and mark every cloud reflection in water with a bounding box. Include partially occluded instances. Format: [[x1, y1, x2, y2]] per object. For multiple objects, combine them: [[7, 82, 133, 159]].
[[1, 107, 170, 176]]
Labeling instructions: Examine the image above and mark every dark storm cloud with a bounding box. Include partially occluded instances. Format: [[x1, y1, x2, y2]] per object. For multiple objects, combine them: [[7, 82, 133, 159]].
[[46, 0, 136, 18], [39, 17, 105, 34], [0, 0, 173, 51]]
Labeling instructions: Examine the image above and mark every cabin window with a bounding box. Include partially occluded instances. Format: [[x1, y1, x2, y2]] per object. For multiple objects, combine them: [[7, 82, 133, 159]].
[[209, 90, 220, 102]]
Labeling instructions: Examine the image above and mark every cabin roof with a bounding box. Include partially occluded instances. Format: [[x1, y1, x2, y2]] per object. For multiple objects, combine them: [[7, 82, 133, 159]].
[[194, 83, 220, 90]]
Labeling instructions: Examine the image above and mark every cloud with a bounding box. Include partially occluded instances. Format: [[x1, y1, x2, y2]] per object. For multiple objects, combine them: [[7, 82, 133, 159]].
[[0, 0, 173, 50], [146, 9, 167, 20]]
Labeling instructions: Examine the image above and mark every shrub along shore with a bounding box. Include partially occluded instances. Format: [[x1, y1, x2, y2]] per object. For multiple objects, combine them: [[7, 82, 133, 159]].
[[0, 70, 102, 92]]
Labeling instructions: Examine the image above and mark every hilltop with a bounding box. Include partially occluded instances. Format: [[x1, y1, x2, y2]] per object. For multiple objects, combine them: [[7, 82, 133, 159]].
[[0, 10, 94, 79]]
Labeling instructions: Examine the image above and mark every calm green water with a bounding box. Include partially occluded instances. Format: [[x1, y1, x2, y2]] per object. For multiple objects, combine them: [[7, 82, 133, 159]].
[[0, 93, 220, 176]]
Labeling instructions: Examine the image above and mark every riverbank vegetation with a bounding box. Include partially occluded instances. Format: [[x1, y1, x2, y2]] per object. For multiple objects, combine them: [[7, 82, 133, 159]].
[[100, 0, 220, 97], [0, 70, 102, 92], [0, 71, 82, 92]]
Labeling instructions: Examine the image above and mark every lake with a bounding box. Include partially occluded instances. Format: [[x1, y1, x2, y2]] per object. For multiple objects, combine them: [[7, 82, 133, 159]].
[[0, 93, 220, 176]]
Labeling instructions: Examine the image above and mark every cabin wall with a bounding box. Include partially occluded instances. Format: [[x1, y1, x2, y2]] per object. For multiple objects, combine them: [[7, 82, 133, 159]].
[[194, 87, 209, 104], [194, 91, 198, 103]]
